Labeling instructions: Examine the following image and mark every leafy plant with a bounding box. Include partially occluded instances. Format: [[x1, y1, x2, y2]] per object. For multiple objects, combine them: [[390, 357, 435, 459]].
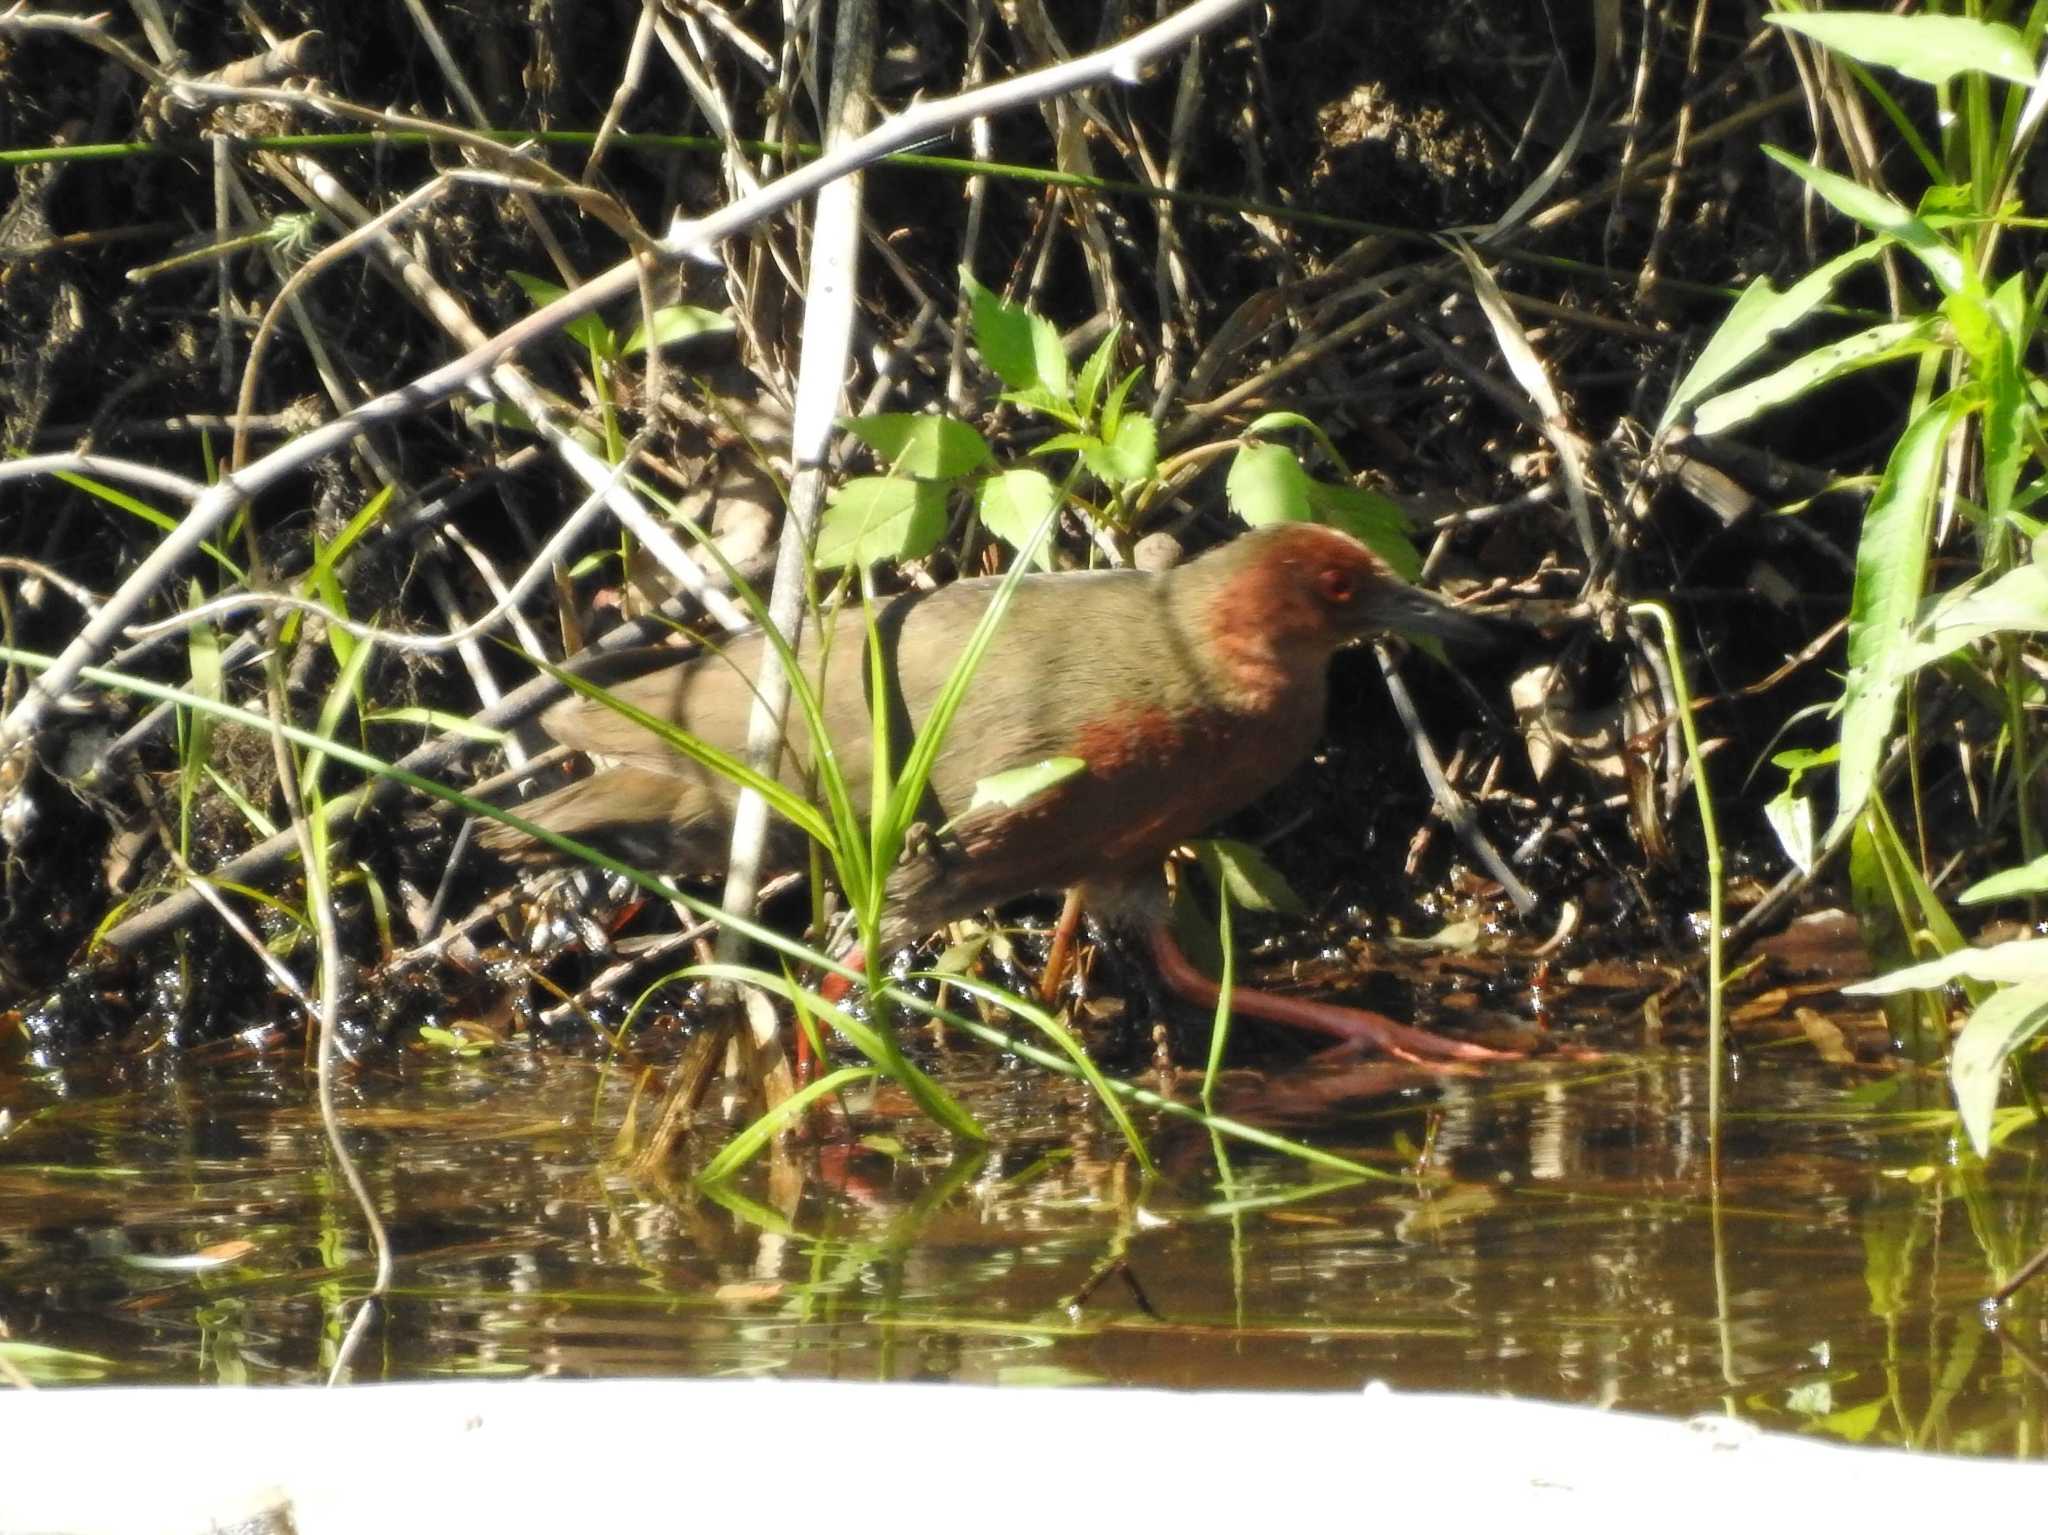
[[1671, 6, 2048, 1150]]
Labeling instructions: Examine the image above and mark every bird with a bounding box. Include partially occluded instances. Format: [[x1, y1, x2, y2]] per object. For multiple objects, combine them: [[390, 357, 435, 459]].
[[479, 522, 1505, 1062]]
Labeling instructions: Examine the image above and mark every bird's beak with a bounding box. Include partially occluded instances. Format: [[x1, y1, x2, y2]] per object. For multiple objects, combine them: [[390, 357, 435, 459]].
[[1365, 581, 1500, 652]]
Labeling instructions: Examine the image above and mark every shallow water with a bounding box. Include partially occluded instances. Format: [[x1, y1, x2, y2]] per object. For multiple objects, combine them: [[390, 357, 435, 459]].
[[1, 1020, 2042, 1455]]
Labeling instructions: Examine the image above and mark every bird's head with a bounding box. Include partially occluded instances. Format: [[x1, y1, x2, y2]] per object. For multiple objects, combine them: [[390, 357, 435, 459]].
[[1195, 523, 1490, 668]]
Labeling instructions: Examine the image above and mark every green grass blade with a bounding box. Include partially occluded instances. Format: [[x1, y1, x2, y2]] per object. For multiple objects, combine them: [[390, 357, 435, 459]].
[[686, 961, 985, 1142], [923, 970, 1154, 1173], [696, 1064, 881, 1181]]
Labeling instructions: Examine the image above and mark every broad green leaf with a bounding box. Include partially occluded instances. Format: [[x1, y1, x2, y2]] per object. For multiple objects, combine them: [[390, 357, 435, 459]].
[[967, 756, 1084, 815], [1943, 287, 2000, 365], [1962, 855, 2048, 904], [964, 269, 1068, 397], [1827, 396, 1955, 845], [1767, 12, 2038, 88], [508, 269, 611, 354], [1084, 413, 1157, 486], [1844, 937, 2048, 993], [976, 468, 1059, 568], [1950, 984, 2048, 1157], [1763, 147, 1966, 296], [1908, 563, 2048, 658], [1197, 838, 1307, 917], [814, 477, 948, 568], [1227, 441, 1312, 525], [842, 413, 991, 478], [1660, 243, 1886, 432], [1691, 319, 1936, 436], [621, 303, 733, 356], [1307, 481, 1422, 579]]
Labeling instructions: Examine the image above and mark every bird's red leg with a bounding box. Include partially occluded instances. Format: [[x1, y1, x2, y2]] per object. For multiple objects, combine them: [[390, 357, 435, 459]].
[[1039, 887, 1087, 1006], [798, 946, 869, 1082], [817, 944, 867, 1007], [1143, 920, 1514, 1063]]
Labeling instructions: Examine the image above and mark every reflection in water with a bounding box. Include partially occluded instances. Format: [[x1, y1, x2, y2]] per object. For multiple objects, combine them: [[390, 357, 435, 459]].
[[0, 1043, 2041, 1454]]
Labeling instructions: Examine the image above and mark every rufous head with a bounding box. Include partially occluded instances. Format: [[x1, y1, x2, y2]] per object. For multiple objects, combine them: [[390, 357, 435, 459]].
[[1200, 523, 1487, 659]]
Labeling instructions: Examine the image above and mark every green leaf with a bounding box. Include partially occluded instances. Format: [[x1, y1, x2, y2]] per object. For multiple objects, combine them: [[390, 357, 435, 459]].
[[1244, 410, 1354, 478], [1029, 430, 1098, 458], [1880, 563, 2048, 682], [998, 385, 1083, 427], [976, 468, 1059, 569], [1962, 855, 2048, 904], [964, 269, 1068, 397], [1197, 838, 1307, 917], [1844, 937, 2048, 993], [1075, 325, 1120, 422], [1100, 366, 1143, 439], [1226, 441, 1312, 525], [530, 652, 836, 850], [966, 756, 1084, 815], [699, 1064, 882, 1181], [814, 477, 949, 568], [465, 400, 538, 435], [842, 413, 991, 479], [1767, 12, 2038, 88], [1691, 319, 1936, 436], [1949, 984, 2048, 1158], [687, 962, 986, 1146], [1979, 273, 2030, 522], [1762, 146, 1966, 296], [621, 303, 733, 356], [508, 270, 567, 305], [932, 971, 1153, 1172], [1827, 395, 1955, 845], [1661, 244, 1889, 432], [1083, 413, 1157, 486], [57, 472, 246, 582], [1307, 481, 1422, 579], [509, 269, 612, 353]]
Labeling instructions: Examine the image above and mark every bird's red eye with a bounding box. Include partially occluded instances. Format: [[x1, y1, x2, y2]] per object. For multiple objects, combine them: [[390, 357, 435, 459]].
[[1317, 567, 1357, 604]]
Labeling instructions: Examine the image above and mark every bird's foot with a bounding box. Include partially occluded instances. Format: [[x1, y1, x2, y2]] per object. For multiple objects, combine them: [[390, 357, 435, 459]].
[[1144, 920, 1518, 1065], [1296, 1008, 1512, 1066]]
